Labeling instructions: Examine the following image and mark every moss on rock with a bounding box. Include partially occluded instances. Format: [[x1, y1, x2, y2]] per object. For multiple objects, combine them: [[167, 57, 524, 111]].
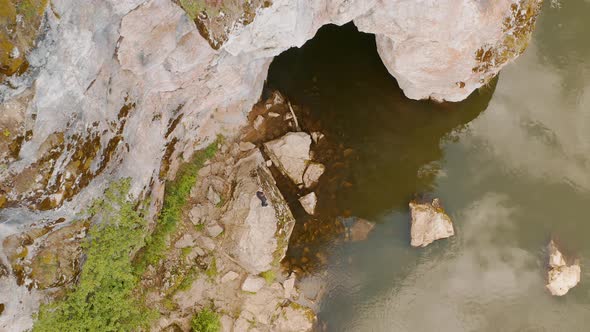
[[0, 0, 49, 81], [175, 0, 272, 50], [472, 0, 543, 82]]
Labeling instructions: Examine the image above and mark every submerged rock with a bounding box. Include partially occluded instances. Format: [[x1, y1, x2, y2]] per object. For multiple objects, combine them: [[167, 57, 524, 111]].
[[222, 149, 296, 274], [546, 241, 581, 296], [348, 219, 375, 242], [409, 198, 454, 247], [264, 132, 311, 185], [299, 192, 317, 216]]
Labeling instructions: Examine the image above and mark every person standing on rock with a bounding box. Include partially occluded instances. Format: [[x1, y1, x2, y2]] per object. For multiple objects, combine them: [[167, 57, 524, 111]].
[[256, 190, 268, 207]]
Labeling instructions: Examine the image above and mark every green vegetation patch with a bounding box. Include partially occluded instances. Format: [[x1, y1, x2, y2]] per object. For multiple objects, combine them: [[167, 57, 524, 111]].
[[33, 179, 152, 332], [205, 256, 217, 280], [260, 270, 275, 284], [134, 138, 220, 275], [191, 308, 221, 332], [176, 0, 271, 50]]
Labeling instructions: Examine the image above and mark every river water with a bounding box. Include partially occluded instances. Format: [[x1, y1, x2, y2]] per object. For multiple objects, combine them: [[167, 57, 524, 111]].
[[267, 1, 590, 331]]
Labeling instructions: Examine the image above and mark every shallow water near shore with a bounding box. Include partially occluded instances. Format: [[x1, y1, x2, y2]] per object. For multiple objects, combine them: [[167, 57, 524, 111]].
[[267, 1, 590, 331]]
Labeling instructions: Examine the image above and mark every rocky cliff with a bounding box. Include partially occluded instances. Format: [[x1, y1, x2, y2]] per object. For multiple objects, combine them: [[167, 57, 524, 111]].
[[0, 0, 541, 330]]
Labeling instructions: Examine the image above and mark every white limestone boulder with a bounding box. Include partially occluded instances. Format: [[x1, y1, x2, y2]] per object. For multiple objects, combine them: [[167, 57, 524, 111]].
[[409, 198, 454, 247], [546, 241, 581, 296]]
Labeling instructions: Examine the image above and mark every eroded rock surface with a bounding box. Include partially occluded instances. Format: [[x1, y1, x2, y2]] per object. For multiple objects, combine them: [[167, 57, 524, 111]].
[[546, 241, 581, 296], [409, 198, 454, 247]]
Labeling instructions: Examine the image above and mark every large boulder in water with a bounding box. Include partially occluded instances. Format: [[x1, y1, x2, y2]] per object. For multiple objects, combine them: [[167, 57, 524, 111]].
[[546, 240, 581, 296], [409, 198, 454, 247]]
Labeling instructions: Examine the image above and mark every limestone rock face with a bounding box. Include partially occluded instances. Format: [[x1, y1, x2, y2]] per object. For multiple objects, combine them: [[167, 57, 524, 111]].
[[222, 149, 296, 274], [354, 0, 542, 101], [0, 0, 540, 219], [0, 0, 541, 328], [546, 241, 581, 296], [409, 199, 454, 247], [264, 132, 311, 186]]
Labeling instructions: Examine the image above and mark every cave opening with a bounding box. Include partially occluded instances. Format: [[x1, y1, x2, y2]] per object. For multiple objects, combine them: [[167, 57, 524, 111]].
[[265, 22, 496, 217], [261, 22, 496, 273]]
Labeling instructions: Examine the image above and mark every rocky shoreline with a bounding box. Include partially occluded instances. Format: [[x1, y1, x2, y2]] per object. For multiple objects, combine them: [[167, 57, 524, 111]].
[[0, 92, 332, 331]]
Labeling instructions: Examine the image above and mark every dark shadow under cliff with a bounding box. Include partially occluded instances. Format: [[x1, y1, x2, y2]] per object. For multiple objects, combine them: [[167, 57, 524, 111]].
[[265, 22, 497, 219]]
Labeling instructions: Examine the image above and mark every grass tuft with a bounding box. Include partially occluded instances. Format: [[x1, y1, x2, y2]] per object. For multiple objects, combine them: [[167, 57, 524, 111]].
[[191, 308, 220, 332]]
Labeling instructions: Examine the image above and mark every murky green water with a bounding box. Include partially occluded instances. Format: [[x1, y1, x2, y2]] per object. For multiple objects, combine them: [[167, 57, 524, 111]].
[[268, 2, 590, 331]]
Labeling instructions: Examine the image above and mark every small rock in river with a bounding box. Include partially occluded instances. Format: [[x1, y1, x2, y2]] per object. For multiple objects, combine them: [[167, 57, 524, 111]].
[[546, 240, 581, 296], [303, 162, 325, 188], [348, 218, 375, 242], [299, 192, 317, 215], [311, 132, 324, 144], [409, 198, 454, 247], [253, 115, 265, 130]]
